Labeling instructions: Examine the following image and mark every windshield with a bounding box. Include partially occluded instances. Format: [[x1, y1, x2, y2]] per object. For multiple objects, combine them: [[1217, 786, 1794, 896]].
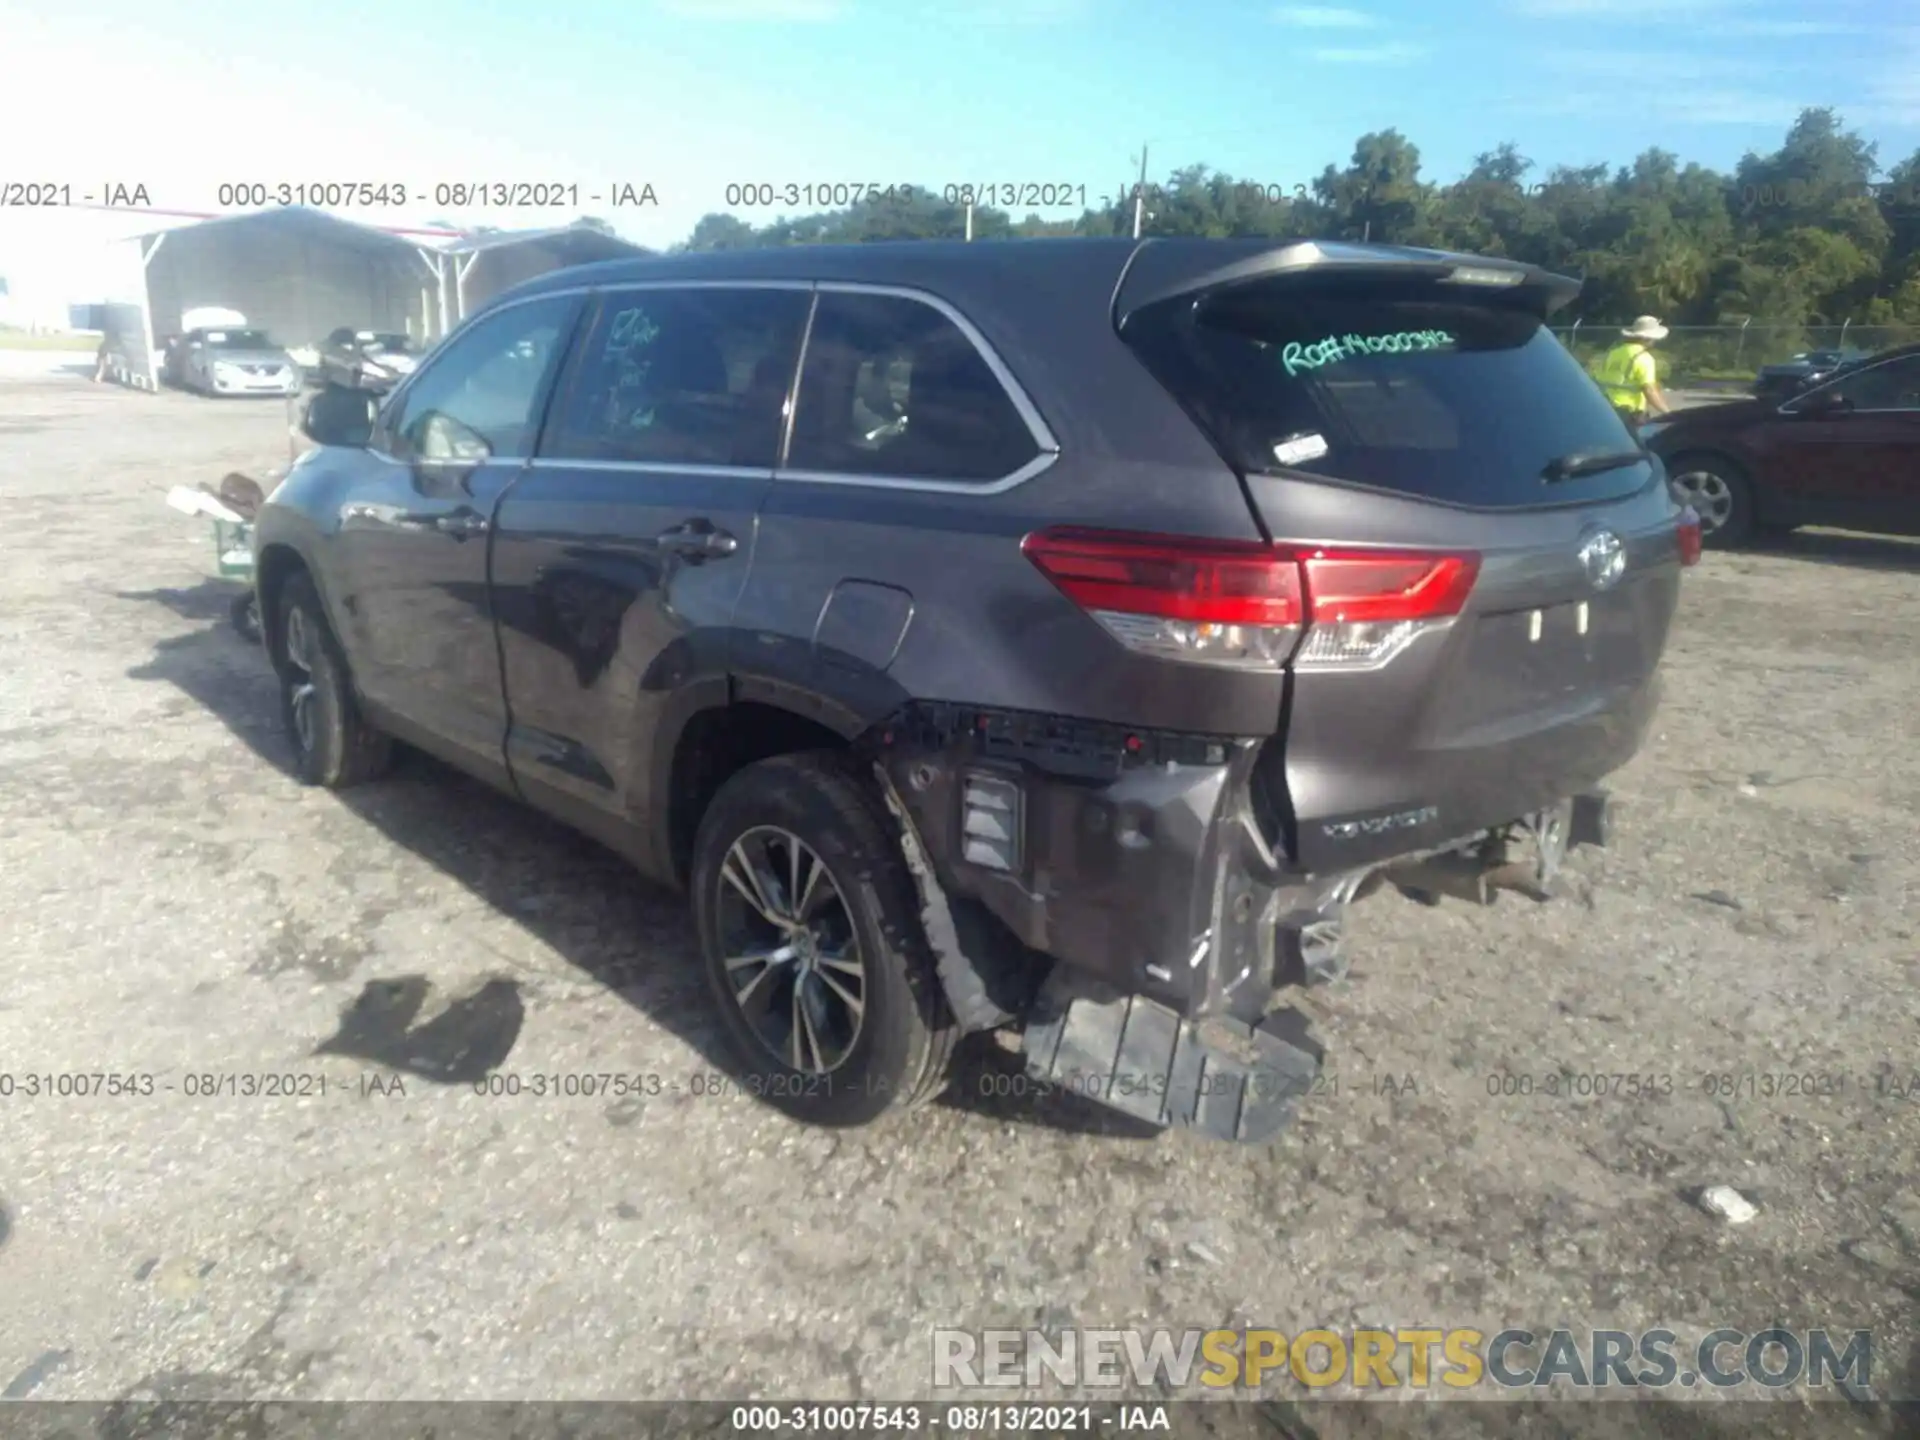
[[360, 333, 414, 353], [1122, 278, 1648, 509], [203, 330, 274, 350]]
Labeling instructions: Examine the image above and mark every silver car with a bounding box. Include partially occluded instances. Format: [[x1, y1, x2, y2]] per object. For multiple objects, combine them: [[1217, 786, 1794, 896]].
[[167, 327, 302, 397]]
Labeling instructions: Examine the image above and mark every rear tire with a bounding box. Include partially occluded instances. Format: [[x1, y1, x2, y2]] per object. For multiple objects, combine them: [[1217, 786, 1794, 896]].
[[690, 752, 959, 1127], [275, 571, 392, 788], [1666, 454, 1754, 547]]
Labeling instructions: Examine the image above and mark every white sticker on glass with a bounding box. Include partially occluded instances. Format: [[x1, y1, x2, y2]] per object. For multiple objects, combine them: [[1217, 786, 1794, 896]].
[[1271, 431, 1330, 467]]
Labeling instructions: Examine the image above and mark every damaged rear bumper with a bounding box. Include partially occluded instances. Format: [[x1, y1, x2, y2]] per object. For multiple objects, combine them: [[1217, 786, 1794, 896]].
[[871, 704, 1307, 1031], [868, 703, 1617, 1143], [1022, 978, 1326, 1144]]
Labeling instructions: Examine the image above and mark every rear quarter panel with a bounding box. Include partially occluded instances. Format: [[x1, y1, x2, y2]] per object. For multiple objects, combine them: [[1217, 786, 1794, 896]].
[[731, 259, 1291, 741]]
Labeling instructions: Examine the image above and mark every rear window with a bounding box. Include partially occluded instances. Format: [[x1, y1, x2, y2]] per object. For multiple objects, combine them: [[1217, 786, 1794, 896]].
[[1121, 279, 1650, 508]]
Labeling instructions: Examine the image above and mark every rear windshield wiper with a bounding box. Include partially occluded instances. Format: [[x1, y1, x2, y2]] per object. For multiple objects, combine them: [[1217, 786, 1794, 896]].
[[1540, 448, 1644, 484]]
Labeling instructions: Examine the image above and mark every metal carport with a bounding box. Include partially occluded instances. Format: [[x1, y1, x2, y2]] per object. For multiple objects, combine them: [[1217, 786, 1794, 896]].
[[437, 225, 654, 328], [106, 208, 453, 390]]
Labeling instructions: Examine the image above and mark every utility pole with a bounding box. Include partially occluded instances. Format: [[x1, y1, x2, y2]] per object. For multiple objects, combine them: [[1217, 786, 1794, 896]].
[[965, 201, 974, 242], [1132, 144, 1149, 239]]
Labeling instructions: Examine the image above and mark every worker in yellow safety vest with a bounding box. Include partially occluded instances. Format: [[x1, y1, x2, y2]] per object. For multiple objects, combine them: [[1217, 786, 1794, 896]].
[[1590, 315, 1672, 424]]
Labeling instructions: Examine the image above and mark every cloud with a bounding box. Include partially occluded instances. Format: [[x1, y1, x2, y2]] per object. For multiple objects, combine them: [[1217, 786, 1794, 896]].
[[1540, 48, 1760, 84], [1509, 0, 1876, 29], [1653, 89, 1815, 127], [1274, 5, 1379, 26], [1502, 92, 1805, 127], [1717, 19, 1875, 36], [654, 0, 1103, 29], [1503, 47, 1821, 126], [654, 0, 843, 18], [926, 0, 1095, 22], [1308, 41, 1422, 63], [1508, 0, 1738, 13], [1856, 29, 1920, 126], [1510, 0, 1886, 45]]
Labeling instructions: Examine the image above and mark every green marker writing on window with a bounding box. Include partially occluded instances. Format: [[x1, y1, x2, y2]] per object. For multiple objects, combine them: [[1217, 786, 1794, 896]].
[[1282, 329, 1456, 375]]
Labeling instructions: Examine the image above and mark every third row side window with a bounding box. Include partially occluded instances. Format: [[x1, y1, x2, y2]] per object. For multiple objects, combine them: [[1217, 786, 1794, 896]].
[[788, 292, 1041, 483]]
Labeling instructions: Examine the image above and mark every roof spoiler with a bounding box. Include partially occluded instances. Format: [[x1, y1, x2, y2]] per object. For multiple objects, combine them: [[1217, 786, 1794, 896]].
[[1113, 238, 1583, 326]]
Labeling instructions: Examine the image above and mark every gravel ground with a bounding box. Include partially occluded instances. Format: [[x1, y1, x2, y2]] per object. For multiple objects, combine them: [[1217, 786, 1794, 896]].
[[0, 376, 1916, 1427]]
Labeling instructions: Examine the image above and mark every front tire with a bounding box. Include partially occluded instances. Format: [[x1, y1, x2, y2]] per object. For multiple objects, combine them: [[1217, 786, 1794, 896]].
[[275, 571, 391, 788], [690, 752, 959, 1127], [1666, 454, 1755, 547]]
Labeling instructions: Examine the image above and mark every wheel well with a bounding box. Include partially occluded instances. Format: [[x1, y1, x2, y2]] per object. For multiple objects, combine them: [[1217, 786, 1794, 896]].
[[668, 703, 848, 884], [1664, 449, 1748, 484], [254, 543, 308, 663]]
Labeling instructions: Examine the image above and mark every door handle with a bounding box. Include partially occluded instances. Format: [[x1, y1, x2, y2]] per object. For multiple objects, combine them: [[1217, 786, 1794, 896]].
[[434, 510, 489, 539], [656, 521, 738, 558]]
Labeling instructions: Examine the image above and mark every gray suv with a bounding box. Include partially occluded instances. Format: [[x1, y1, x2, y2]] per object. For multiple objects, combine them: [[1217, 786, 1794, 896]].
[[259, 238, 1699, 1144]]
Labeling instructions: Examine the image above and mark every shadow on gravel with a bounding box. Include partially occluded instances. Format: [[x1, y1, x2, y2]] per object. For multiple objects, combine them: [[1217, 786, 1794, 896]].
[[118, 581, 254, 627], [1751, 529, 1920, 573], [939, 1037, 1166, 1139], [315, 975, 525, 1085], [123, 595, 1148, 1141]]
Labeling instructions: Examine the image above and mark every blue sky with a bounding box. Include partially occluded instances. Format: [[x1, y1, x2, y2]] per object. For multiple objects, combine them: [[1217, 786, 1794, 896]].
[[0, 0, 1916, 286]]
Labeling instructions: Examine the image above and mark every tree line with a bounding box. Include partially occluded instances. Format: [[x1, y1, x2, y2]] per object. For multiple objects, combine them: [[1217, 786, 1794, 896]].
[[673, 108, 1920, 335]]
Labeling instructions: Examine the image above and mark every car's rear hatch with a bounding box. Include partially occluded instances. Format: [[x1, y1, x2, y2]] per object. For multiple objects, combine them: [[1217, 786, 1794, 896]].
[[1113, 240, 1690, 874]]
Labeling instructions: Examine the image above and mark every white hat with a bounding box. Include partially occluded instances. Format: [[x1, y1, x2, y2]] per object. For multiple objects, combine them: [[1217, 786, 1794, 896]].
[[1622, 316, 1669, 341]]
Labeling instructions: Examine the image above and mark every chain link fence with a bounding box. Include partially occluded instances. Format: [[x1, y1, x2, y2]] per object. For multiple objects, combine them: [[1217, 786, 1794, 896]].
[[1549, 323, 1920, 387]]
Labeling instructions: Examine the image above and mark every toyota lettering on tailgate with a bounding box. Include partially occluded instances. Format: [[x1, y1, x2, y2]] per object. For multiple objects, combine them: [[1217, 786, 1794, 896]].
[[1323, 805, 1439, 841]]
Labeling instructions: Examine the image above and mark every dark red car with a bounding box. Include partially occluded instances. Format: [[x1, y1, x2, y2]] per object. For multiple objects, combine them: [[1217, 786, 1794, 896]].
[[1641, 344, 1920, 545]]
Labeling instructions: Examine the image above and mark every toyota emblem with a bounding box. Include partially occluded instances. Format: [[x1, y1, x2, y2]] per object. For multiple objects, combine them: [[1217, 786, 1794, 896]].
[[1577, 530, 1626, 590]]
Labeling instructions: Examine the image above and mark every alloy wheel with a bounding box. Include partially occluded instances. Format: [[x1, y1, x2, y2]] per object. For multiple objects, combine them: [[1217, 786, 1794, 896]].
[[283, 607, 320, 755], [1669, 469, 1734, 534], [714, 826, 867, 1075]]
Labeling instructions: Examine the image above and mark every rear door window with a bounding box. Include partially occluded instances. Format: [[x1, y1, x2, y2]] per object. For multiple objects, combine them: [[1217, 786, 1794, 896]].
[[787, 291, 1041, 484], [541, 286, 811, 470], [1122, 279, 1651, 508]]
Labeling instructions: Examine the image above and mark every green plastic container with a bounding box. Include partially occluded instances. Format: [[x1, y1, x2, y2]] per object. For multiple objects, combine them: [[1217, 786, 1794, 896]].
[[212, 519, 255, 579]]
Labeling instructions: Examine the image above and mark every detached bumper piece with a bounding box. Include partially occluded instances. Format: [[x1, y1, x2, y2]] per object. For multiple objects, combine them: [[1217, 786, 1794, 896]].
[[1385, 790, 1611, 907], [1021, 971, 1325, 1144], [1569, 789, 1613, 849]]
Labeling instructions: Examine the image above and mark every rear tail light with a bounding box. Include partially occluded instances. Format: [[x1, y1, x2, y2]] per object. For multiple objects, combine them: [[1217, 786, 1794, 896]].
[[1290, 551, 1479, 670], [1676, 507, 1703, 567], [1018, 529, 1305, 670], [1022, 527, 1479, 673]]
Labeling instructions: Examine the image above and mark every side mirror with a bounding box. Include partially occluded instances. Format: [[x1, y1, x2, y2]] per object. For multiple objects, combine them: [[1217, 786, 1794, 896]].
[[302, 384, 377, 448], [415, 410, 494, 463]]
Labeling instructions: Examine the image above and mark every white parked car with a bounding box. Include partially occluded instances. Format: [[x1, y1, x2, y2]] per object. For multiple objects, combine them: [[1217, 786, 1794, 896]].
[[162, 326, 303, 397]]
